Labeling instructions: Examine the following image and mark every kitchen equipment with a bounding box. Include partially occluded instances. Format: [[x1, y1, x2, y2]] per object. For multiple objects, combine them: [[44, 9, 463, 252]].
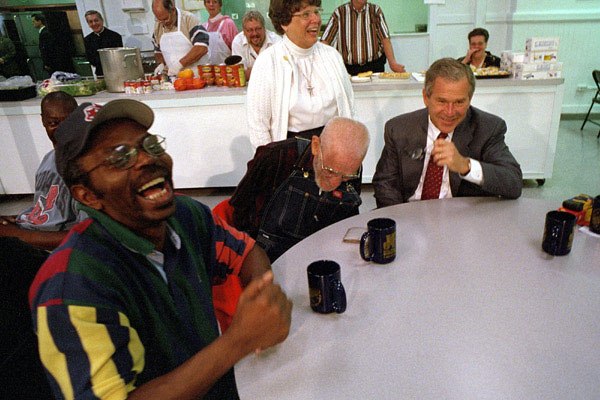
[[98, 47, 144, 92], [224, 55, 242, 65], [0, 85, 36, 101]]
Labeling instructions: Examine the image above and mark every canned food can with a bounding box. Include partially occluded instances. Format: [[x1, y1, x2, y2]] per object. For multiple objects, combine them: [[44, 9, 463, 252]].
[[143, 80, 152, 94], [135, 80, 144, 95], [199, 65, 216, 85], [226, 64, 246, 87], [150, 76, 161, 90], [214, 65, 228, 86], [124, 81, 135, 95]]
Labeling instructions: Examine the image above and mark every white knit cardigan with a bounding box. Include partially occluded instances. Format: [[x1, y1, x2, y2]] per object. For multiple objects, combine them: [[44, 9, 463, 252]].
[[246, 37, 355, 149]]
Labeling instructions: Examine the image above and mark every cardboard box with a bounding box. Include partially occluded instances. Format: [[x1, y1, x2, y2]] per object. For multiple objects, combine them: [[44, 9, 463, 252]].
[[528, 50, 558, 63], [513, 62, 562, 73], [505, 51, 528, 63], [514, 70, 562, 80], [547, 70, 562, 79], [525, 37, 559, 51], [514, 71, 544, 80]]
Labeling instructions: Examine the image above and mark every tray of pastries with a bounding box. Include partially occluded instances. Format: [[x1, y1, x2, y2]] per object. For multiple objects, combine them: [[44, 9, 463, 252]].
[[375, 72, 411, 80], [472, 66, 511, 79]]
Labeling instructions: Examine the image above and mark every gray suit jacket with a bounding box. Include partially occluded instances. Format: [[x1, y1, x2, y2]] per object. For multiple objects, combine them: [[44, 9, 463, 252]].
[[373, 107, 522, 208]]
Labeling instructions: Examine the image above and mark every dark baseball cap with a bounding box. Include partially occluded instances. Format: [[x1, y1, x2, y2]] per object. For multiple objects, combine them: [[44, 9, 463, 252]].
[[55, 99, 154, 178]]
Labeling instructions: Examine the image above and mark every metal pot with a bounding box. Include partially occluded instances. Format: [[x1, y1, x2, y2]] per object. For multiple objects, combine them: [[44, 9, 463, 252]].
[[98, 47, 144, 92]]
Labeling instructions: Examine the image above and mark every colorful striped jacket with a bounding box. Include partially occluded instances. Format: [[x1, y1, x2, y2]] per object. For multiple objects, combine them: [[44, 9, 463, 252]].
[[29, 195, 254, 399]]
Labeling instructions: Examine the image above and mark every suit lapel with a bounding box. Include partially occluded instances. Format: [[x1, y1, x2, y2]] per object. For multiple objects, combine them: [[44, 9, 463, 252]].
[[403, 110, 429, 194], [449, 107, 474, 194]]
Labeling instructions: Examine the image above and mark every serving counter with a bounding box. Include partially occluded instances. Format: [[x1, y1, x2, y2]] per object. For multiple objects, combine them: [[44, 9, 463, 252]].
[[0, 78, 564, 194]]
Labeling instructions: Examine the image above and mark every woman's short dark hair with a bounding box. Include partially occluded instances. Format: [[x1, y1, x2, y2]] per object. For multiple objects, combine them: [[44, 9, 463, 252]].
[[269, 0, 321, 35], [468, 27, 489, 43]]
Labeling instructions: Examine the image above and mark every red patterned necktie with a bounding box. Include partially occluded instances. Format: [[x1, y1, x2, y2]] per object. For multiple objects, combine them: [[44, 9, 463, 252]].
[[421, 133, 448, 200]]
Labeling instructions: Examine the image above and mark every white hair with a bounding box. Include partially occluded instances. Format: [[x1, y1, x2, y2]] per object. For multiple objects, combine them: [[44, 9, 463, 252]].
[[320, 117, 370, 162]]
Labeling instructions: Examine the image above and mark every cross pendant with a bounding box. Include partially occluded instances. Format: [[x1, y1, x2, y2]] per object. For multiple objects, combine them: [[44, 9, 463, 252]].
[[307, 85, 314, 96]]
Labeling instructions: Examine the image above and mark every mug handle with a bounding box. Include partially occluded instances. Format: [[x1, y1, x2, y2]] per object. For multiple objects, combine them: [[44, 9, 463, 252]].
[[359, 232, 372, 261], [331, 280, 346, 314]]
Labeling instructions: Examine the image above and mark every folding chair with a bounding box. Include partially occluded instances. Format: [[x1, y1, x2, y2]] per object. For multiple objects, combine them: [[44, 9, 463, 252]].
[[580, 70, 600, 138]]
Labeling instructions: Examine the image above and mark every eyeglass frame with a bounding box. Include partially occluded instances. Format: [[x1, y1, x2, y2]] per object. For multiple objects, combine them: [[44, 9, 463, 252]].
[[291, 7, 323, 20], [83, 134, 167, 175], [318, 144, 362, 180]]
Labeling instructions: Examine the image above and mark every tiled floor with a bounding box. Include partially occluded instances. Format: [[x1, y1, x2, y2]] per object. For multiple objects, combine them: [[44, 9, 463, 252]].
[[1, 119, 599, 216]]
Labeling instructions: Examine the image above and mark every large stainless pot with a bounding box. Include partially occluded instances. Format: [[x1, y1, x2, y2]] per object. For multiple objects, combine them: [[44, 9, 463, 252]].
[[98, 47, 144, 92]]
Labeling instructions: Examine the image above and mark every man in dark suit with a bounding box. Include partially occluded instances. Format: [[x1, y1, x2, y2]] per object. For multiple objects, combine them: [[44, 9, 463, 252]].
[[83, 10, 123, 76], [32, 14, 73, 74], [373, 57, 522, 207]]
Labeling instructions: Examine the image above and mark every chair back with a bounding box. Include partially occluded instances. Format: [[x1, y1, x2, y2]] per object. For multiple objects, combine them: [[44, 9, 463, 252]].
[[593, 70, 600, 91]]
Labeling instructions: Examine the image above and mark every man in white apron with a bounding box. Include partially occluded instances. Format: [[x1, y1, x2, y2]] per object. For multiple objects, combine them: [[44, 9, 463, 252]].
[[152, 0, 210, 76]]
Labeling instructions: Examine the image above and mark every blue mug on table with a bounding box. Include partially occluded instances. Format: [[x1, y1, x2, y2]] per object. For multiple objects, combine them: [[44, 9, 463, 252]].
[[542, 210, 576, 256], [360, 218, 396, 264], [307, 260, 346, 314]]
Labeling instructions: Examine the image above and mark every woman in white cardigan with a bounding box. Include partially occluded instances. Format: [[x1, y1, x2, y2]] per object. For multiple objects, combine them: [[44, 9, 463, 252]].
[[246, 0, 355, 149]]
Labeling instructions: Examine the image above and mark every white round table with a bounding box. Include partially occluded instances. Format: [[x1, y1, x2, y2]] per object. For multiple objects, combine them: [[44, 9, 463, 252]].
[[235, 197, 600, 399]]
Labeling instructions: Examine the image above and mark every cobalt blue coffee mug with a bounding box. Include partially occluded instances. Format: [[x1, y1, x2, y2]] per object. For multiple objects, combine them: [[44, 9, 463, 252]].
[[542, 210, 576, 256], [360, 218, 396, 264], [590, 195, 600, 234], [307, 260, 346, 314]]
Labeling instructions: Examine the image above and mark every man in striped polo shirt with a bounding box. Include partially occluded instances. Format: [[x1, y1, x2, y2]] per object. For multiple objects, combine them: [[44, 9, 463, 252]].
[[29, 99, 292, 399], [321, 0, 405, 75]]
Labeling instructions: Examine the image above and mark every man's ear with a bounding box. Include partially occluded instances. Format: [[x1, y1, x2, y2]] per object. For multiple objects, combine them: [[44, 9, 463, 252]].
[[71, 184, 103, 210], [310, 136, 320, 157]]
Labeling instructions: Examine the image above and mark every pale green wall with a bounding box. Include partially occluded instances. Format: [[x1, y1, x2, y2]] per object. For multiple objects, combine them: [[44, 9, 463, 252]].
[[321, 0, 429, 34], [513, 0, 593, 12], [3, 0, 426, 34], [228, 0, 428, 34]]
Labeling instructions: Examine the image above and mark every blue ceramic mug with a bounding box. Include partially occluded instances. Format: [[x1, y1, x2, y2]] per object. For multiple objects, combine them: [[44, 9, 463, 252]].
[[360, 218, 396, 264], [307, 260, 346, 314], [590, 195, 600, 234], [542, 210, 576, 256]]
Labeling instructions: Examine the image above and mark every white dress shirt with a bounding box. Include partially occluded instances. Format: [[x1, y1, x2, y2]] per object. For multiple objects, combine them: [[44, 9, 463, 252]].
[[231, 29, 281, 70], [409, 116, 484, 201]]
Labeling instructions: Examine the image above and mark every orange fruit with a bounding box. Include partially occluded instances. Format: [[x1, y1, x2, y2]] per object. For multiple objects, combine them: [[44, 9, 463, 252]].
[[189, 78, 201, 90], [189, 78, 207, 90], [177, 68, 194, 79], [174, 79, 187, 91]]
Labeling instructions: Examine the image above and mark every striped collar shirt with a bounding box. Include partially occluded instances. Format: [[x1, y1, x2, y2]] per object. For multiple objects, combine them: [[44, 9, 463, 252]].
[[321, 2, 391, 66]]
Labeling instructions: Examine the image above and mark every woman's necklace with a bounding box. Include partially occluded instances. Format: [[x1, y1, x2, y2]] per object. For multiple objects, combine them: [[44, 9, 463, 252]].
[[298, 54, 315, 96], [284, 38, 316, 96]]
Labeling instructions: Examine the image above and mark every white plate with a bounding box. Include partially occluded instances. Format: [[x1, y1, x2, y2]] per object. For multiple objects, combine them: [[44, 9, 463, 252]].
[[351, 76, 371, 83]]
